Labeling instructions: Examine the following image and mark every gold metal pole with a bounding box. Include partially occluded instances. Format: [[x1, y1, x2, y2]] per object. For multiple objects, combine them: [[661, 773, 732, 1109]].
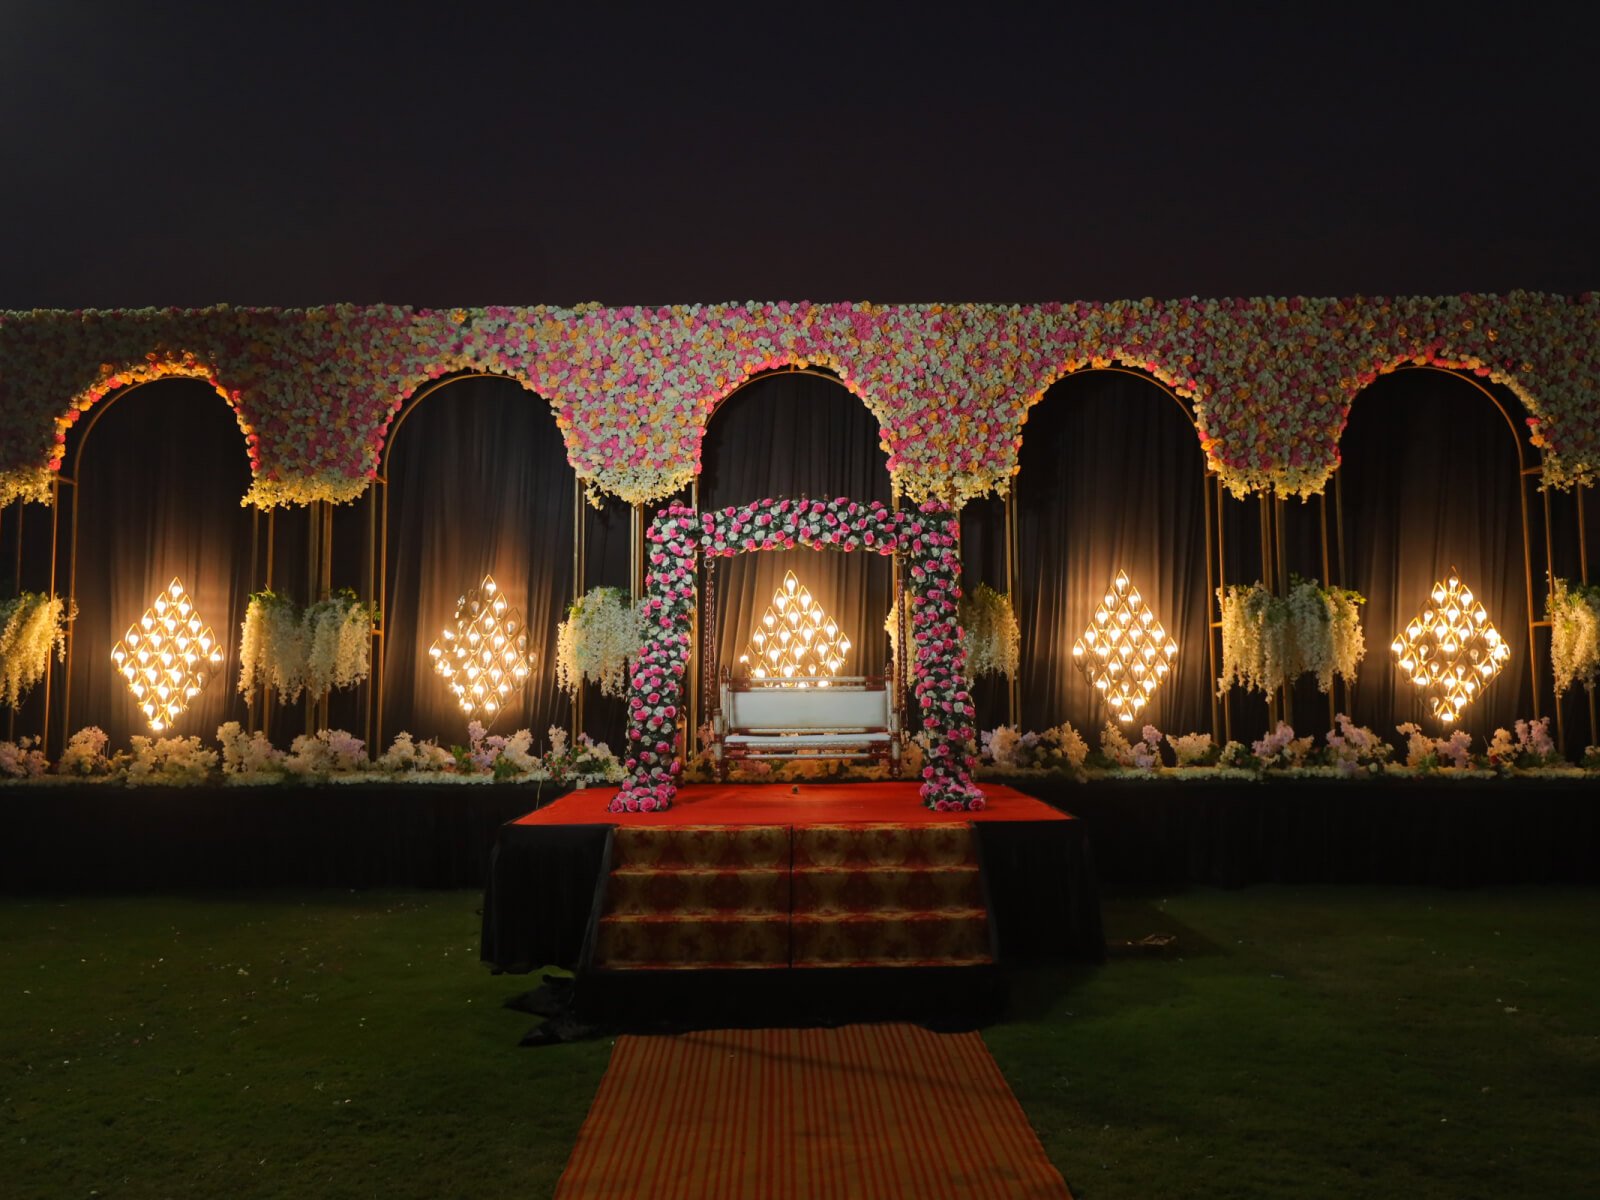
[[1319, 489, 1336, 728], [362, 481, 378, 749], [1518, 469, 1541, 721], [1580, 485, 1598, 746], [1216, 476, 1231, 744], [1004, 489, 1021, 726], [374, 474, 388, 754], [630, 502, 644, 601], [1202, 473, 1220, 743], [263, 509, 275, 743], [572, 476, 584, 744]]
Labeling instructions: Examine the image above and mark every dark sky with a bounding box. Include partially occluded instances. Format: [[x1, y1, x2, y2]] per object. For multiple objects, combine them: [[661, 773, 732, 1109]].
[[5, 2, 1597, 309]]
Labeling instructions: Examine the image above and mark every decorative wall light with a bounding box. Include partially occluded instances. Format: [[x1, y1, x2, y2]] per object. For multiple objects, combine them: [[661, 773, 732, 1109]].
[[1072, 569, 1177, 723], [111, 577, 224, 733], [429, 575, 533, 723], [1391, 569, 1509, 723], [737, 570, 850, 687]]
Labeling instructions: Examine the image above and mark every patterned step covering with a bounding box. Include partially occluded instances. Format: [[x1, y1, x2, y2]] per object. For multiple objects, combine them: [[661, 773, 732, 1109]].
[[791, 824, 993, 967], [591, 822, 994, 971], [594, 826, 792, 970]]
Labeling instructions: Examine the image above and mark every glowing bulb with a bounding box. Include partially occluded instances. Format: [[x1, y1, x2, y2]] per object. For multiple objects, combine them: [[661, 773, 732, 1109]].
[[430, 574, 533, 725], [1076, 569, 1175, 721], [1392, 569, 1506, 722]]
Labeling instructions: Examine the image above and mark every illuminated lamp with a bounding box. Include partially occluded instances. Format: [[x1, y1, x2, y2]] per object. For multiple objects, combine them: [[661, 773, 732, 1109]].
[[111, 577, 224, 733], [736, 569, 850, 688], [1071, 569, 1176, 723], [429, 575, 533, 724], [1390, 568, 1509, 723]]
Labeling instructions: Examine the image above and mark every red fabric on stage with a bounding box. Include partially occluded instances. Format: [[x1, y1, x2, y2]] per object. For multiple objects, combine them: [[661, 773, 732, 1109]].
[[513, 782, 1070, 827]]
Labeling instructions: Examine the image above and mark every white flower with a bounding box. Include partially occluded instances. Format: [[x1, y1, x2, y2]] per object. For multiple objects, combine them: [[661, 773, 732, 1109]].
[[0, 592, 72, 710], [556, 587, 642, 698], [957, 584, 1020, 682], [1549, 578, 1600, 695]]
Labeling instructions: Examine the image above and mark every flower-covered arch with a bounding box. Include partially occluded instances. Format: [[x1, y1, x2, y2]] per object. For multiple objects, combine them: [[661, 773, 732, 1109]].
[[615, 497, 982, 813], [4, 294, 1597, 510]]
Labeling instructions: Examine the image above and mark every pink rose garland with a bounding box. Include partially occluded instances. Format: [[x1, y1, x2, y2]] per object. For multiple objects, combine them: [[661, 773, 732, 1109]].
[[612, 497, 982, 813]]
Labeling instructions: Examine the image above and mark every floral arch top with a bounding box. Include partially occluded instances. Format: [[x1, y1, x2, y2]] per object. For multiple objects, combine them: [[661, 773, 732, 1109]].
[[616, 497, 982, 813], [1, 293, 1596, 509]]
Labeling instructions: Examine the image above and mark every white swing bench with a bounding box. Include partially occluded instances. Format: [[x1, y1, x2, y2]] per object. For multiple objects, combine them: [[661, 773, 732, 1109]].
[[711, 666, 901, 780]]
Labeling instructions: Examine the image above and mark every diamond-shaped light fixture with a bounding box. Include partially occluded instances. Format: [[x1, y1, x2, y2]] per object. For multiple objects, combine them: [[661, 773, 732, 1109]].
[[1390, 568, 1509, 723], [1072, 569, 1176, 723], [111, 577, 224, 733], [737, 570, 851, 687], [429, 575, 533, 723]]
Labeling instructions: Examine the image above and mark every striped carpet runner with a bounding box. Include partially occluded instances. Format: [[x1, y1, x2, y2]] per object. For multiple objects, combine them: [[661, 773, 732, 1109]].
[[554, 1024, 1072, 1199]]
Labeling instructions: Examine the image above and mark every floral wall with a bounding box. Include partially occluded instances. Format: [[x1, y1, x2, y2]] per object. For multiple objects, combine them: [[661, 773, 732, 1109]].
[[2, 293, 1596, 512]]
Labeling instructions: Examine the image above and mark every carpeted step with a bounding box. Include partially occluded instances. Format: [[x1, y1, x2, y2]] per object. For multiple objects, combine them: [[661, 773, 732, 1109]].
[[606, 866, 789, 916], [792, 822, 978, 870], [593, 913, 790, 970], [791, 863, 983, 914], [609, 824, 790, 870], [792, 910, 993, 967]]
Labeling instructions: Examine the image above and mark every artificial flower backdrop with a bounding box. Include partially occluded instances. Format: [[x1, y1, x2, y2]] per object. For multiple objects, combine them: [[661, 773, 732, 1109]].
[[3, 293, 1596, 511]]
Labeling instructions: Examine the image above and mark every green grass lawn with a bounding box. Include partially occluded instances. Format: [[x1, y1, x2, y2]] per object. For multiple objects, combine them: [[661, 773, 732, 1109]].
[[987, 887, 1600, 1200], [2, 888, 1596, 1200], [0, 892, 611, 1200]]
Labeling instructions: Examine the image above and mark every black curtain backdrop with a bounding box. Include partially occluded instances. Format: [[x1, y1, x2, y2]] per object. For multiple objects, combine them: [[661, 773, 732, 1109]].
[[698, 372, 894, 709], [1338, 369, 1535, 743], [1014, 371, 1211, 741], [63, 379, 255, 750], [381, 376, 574, 749], [959, 494, 1009, 730]]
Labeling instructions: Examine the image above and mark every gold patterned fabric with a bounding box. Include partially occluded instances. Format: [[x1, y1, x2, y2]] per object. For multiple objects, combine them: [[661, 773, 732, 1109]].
[[592, 822, 993, 970]]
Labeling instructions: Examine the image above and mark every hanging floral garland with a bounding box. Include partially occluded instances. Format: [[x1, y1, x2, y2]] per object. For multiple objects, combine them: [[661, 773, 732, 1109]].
[[237, 589, 375, 704], [957, 583, 1020, 681], [1217, 578, 1366, 696], [555, 586, 642, 698], [1548, 577, 1600, 696], [0, 592, 72, 709], [3, 294, 1596, 511], [615, 497, 982, 813]]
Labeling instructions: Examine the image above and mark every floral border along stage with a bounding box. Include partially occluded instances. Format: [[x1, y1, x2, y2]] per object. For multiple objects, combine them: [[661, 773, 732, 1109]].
[[616, 497, 983, 814], [1, 293, 1597, 510]]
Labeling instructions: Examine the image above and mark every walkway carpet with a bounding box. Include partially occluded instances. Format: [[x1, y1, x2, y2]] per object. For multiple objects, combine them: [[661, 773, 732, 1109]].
[[554, 1023, 1072, 1199]]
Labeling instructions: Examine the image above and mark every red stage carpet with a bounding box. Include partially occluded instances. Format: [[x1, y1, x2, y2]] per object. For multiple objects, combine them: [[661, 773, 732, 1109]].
[[555, 1023, 1073, 1200], [481, 782, 1103, 975], [516, 781, 1072, 827]]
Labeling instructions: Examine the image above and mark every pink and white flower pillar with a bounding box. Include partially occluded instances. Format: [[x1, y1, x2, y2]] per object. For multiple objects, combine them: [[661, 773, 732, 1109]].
[[613, 497, 984, 813]]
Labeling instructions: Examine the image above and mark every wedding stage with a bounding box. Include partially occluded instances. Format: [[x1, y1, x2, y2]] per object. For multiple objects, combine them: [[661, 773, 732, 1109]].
[[480, 781, 1103, 1021]]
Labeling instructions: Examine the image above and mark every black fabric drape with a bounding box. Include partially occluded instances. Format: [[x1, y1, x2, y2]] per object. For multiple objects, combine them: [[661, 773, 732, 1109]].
[[960, 495, 1010, 730], [63, 379, 255, 750], [4, 782, 567, 891], [576, 496, 636, 751], [1339, 370, 1534, 743], [698, 373, 894, 696], [1014, 372, 1211, 741], [382, 377, 574, 748]]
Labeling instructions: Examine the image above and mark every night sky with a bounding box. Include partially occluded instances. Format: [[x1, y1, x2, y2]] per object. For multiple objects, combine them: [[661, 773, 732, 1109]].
[[5, 2, 1597, 309]]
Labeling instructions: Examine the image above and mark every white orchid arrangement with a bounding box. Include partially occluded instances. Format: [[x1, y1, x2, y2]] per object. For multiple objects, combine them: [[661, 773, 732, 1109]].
[[124, 735, 218, 786], [555, 586, 642, 699], [1218, 577, 1365, 696], [958, 583, 1020, 682], [0, 735, 48, 778], [238, 589, 376, 704], [0, 592, 73, 709], [1548, 577, 1600, 696], [57, 726, 114, 776]]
